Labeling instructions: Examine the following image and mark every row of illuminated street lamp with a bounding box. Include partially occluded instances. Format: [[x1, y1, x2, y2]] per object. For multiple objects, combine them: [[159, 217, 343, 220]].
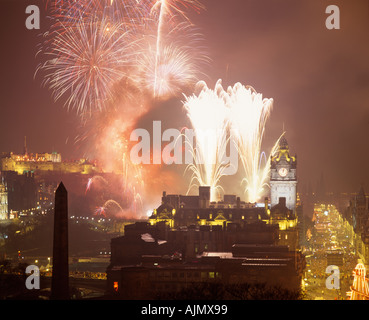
[[303, 204, 358, 299]]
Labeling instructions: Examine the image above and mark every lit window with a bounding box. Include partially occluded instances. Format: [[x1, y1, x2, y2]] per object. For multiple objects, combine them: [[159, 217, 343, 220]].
[[113, 281, 118, 292]]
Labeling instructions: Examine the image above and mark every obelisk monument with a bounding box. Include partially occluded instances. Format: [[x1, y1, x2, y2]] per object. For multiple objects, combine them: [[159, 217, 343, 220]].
[[51, 182, 69, 299]]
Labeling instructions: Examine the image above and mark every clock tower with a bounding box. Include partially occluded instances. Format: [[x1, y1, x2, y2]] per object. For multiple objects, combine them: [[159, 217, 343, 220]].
[[270, 136, 297, 212]]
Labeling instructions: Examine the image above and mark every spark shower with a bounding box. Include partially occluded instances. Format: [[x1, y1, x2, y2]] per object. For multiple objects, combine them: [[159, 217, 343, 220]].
[[183, 79, 279, 203]]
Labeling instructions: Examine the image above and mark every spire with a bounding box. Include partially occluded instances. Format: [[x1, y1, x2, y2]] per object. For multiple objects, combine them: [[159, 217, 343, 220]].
[[279, 135, 288, 150], [358, 185, 365, 198], [23, 136, 28, 156], [357, 185, 366, 205]]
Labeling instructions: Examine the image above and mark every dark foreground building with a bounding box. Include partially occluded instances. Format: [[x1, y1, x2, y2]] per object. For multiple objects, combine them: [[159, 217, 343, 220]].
[[106, 221, 305, 299]]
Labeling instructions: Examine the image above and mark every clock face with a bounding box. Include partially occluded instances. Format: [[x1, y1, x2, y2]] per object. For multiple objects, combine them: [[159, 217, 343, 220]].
[[278, 167, 288, 177]]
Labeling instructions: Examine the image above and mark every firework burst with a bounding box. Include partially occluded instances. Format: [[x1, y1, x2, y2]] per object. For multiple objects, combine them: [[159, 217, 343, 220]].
[[137, 22, 209, 99], [44, 0, 150, 27], [148, 0, 206, 98], [85, 175, 108, 194], [36, 15, 137, 115], [38, 0, 207, 112]]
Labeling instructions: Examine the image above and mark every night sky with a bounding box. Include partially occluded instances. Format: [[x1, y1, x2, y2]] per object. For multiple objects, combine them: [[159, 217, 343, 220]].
[[0, 0, 368, 195]]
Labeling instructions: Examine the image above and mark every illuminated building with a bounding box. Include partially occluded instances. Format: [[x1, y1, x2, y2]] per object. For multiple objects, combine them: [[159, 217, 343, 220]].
[[342, 186, 369, 264], [1, 142, 103, 217], [150, 186, 269, 225], [149, 189, 298, 250], [0, 143, 104, 219], [0, 151, 99, 176], [37, 180, 58, 208], [270, 136, 297, 212], [268, 136, 299, 250], [148, 136, 299, 250], [351, 185, 368, 234], [347, 263, 369, 300], [0, 171, 37, 213], [149, 187, 267, 229], [0, 178, 8, 220], [295, 192, 308, 249], [268, 197, 299, 250]]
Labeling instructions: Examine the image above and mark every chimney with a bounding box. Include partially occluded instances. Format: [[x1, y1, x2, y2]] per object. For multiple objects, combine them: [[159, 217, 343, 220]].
[[51, 182, 69, 300], [199, 186, 210, 209], [236, 197, 241, 209], [278, 197, 286, 207], [162, 191, 167, 204]]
